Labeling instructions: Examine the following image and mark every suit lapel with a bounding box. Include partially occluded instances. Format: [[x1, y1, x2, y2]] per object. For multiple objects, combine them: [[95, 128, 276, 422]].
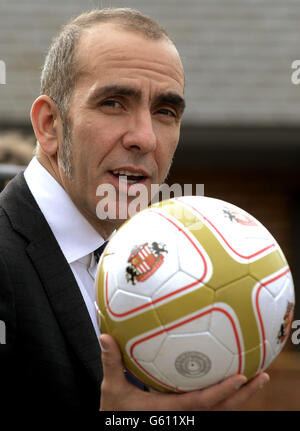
[[1, 173, 102, 385]]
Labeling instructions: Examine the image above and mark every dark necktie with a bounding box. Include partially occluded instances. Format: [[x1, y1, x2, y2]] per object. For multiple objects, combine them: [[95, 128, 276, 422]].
[[94, 241, 108, 264]]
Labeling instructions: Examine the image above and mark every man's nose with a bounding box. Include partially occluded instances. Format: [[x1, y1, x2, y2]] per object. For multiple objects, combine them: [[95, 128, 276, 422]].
[[122, 110, 157, 153]]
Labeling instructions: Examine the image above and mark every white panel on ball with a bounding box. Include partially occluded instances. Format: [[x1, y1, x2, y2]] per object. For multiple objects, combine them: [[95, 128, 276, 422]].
[[209, 303, 244, 354], [152, 271, 199, 306], [154, 333, 233, 391], [223, 354, 240, 379], [175, 223, 213, 282], [252, 282, 277, 359], [270, 279, 295, 358], [175, 196, 277, 264], [263, 268, 291, 298], [263, 340, 275, 370], [128, 331, 167, 362], [108, 289, 152, 318], [137, 361, 174, 389], [164, 305, 212, 335]]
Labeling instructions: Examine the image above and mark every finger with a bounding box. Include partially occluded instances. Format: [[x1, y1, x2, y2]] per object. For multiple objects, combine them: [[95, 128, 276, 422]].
[[100, 334, 128, 389], [100, 334, 150, 411], [214, 372, 270, 410], [176, 374, 248, 411]]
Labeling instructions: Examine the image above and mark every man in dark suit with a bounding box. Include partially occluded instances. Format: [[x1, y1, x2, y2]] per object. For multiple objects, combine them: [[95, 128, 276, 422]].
[[0, 8, 270, 413]]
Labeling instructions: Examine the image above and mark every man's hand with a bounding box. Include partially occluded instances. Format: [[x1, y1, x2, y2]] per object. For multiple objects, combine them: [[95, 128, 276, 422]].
[[99, 334, 270, 411]]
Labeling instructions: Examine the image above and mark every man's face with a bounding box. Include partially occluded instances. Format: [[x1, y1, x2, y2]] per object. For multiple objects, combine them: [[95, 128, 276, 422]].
[[57, 23, 185, 237]]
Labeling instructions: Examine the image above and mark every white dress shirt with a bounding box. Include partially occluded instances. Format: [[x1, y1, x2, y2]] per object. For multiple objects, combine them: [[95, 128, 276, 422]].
[[24, 157, 105, 339]]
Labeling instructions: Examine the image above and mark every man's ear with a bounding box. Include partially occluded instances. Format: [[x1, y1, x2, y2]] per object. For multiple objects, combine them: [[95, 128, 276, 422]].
[[30, 95, 62, 156]]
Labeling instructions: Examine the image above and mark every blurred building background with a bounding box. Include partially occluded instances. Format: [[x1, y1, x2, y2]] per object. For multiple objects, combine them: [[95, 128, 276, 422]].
[[0, 0, 299, 410]]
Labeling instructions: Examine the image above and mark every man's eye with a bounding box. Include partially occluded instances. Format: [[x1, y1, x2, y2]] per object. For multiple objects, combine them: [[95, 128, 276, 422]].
[[157, 108, 176, 118], [100, 100, 122, 108]]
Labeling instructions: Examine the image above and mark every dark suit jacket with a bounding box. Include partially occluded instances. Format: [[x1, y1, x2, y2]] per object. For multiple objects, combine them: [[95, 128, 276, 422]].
[[0, 173, 102, 413]]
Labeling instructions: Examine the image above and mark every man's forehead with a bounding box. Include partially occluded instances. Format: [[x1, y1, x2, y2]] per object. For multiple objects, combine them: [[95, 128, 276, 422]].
[[78, 21, 168, 48], [75, 22, 184, 83]]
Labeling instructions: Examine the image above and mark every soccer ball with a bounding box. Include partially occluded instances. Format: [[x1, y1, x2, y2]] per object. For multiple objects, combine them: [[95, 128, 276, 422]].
[[95, 196, 295, 393]]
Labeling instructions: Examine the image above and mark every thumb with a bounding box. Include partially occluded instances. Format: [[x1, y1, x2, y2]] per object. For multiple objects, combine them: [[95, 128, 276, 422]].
[[100, 333, 127, 385]]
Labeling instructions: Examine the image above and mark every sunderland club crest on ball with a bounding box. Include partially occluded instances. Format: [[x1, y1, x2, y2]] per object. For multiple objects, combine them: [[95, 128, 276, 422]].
[[223, 207, 257, 226], [126, 242, 168, 285], [277, 301, 294, 344]]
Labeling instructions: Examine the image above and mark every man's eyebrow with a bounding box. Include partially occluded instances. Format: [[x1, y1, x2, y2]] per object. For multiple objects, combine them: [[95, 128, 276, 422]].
[[87, 85, 186, 114], [87, 85, 142, 104], [154, 92, 186, 115]]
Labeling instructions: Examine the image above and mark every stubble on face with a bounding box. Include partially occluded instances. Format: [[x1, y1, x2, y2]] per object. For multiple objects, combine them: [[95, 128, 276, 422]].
[[58, 116, 73, 179]]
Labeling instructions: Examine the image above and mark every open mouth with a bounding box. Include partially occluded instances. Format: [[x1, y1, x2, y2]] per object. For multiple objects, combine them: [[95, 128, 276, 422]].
[[110, 169, 147, 184]]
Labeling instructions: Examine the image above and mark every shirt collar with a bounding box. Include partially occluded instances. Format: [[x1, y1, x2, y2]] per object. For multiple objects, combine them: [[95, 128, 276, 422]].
[[24, 157, 105, 263]]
